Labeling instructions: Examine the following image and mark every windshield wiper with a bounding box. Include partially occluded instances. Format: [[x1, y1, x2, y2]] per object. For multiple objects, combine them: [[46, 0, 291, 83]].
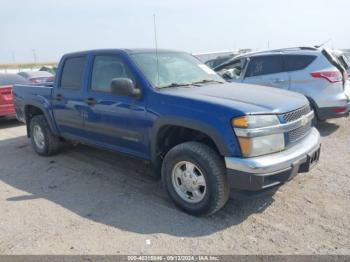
[[159, 83, 192, 89], [191, 79, 225, 85]]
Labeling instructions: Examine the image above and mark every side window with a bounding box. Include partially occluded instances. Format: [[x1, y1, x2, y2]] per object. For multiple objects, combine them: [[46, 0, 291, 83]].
[[217, 60, 243, 80], [284, 55, 316, 72], [245, 55, 283, 77], [91, 55, 133, 93], [60, 56, 86, 89]]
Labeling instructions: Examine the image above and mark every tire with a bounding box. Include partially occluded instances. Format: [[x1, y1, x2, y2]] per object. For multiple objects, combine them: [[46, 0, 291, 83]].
[[308, 100, 320, 127], [29, 115, 62, 156], [162, 141, 230, 216]]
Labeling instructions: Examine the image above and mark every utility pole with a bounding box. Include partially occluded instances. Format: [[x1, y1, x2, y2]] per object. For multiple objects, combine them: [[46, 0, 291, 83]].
[[11, 51, 15, 64], [32, 49, 37, 64]]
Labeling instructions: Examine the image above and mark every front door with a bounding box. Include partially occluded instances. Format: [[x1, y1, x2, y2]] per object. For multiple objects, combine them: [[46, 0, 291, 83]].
[[82, 53, 148, 159], [243, 55, 290, 90]]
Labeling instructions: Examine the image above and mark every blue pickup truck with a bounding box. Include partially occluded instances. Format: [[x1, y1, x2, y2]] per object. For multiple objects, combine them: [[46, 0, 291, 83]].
[[13, 49, 321, 216]]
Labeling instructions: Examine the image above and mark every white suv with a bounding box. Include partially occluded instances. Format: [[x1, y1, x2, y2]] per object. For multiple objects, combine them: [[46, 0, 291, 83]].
[[215, 47, 350, 123]]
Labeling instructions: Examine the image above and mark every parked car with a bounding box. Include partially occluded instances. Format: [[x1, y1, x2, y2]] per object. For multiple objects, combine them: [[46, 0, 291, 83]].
[[13, 49, 321, 216], [0, 73, 28, 118], [17, 71, 53, 84], [215, 47, 350, 124]]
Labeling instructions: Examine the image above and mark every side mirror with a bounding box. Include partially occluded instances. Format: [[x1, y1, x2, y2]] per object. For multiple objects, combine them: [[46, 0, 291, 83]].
[[110, 78, 141, 98]]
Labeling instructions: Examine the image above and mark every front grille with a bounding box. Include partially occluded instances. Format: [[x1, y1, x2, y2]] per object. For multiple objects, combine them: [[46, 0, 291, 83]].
[[281, 105, 312, 144], [283, 105, 311, 123], [288, 122, 312, 143]]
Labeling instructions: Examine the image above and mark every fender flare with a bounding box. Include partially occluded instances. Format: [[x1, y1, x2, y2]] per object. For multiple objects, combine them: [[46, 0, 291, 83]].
[[150, 116, 231, 162], [305, 96, 320, 120], [24, 102, 59, 137]]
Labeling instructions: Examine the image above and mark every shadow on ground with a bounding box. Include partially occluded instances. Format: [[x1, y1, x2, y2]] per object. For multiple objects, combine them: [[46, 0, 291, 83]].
[[0, 118, 24, 129], [0, 135, 278, 237], [317, 121, 340, 137]]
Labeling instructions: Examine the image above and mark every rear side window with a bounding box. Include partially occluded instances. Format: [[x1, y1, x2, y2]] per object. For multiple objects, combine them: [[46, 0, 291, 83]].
[[284, 55, 316, 71], [245, 55, 283, 77], [60, 56, 86, 89]]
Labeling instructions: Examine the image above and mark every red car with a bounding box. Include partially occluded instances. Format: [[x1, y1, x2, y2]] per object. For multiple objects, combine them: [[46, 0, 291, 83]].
[[0, 73, 28, 118]]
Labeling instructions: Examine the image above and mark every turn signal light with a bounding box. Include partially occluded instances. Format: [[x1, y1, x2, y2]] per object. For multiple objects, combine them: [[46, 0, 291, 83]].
[[232, 116, 248, 128]]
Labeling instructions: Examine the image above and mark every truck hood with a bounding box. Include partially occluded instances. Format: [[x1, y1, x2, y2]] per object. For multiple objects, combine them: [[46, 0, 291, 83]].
[[160, 82, 308, 114]]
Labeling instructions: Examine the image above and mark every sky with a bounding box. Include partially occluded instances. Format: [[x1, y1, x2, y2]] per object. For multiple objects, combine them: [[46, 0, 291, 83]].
[[0, 0, 349, 63]]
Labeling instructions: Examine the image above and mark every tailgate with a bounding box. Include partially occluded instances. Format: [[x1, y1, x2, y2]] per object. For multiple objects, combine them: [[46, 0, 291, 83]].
[[0, 85, 13, 105], [322, 48, 347, 89]]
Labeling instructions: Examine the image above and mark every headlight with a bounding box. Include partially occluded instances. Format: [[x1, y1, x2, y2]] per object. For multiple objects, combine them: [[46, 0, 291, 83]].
[[232, 115, 285, 157]]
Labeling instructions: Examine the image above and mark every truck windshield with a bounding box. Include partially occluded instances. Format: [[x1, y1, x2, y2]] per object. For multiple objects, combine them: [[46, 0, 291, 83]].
[[130, 52, 224, 89]]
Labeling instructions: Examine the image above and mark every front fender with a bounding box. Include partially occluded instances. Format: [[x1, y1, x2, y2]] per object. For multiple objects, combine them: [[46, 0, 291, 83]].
[[150, 116, 233, 161]]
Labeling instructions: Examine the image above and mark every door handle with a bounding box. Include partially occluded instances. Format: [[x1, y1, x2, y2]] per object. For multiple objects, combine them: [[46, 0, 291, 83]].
[[55, 94, 64, 101], [85, 97, 97, 106]]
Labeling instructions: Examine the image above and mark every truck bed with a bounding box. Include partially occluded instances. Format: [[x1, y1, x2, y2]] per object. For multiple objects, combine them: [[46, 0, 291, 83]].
[[13, 84, 53, 123]]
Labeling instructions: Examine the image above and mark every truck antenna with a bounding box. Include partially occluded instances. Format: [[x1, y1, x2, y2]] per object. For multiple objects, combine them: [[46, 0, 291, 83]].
[[153, 14, 160, 86]]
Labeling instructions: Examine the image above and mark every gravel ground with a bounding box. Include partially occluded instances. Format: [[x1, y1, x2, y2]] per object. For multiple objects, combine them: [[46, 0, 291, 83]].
[[0, 117, 349, 255]]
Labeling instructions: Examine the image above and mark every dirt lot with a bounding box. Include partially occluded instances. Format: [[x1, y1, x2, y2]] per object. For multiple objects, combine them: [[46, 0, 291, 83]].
[[0, 117, 349, 255]]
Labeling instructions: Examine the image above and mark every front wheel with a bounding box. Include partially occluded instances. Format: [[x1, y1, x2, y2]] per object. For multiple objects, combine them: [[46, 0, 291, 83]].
[[162, 142, 230, 216]]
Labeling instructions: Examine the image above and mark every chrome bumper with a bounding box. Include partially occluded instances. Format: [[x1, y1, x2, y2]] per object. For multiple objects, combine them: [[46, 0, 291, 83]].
[[225, 127, 321, 176]]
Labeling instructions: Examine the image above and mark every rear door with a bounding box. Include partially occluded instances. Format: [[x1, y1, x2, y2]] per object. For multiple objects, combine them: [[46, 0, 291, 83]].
[[243, 55, 290, 89], [52, 56, 87, 138]]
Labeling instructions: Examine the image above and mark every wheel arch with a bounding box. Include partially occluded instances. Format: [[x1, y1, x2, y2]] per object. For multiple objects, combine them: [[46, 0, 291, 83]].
[[150, 117, 231, 167], [305, 96, 320, 120], [24, 103, 58, 137]]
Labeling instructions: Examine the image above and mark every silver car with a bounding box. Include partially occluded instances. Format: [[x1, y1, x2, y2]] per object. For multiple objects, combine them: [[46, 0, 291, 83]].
[[215, 47, 350, 123]]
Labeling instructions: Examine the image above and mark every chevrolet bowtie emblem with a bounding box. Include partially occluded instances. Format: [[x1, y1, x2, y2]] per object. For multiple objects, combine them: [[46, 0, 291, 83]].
[[300, 115, 308, 126]]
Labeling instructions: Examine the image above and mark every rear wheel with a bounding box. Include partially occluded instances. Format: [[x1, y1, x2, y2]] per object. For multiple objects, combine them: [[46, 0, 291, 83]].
[[162, 142, 230, 216], [30, 115, 62, 156]]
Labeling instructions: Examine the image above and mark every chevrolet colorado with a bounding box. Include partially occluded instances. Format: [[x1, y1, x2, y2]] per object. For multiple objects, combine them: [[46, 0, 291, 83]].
[[13, 49, 321, 216]]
